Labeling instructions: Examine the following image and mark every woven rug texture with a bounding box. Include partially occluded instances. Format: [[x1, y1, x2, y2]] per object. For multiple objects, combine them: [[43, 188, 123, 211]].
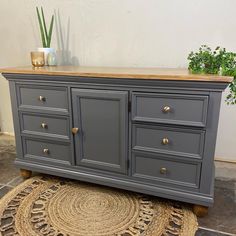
[[0, 176, 198, 236]]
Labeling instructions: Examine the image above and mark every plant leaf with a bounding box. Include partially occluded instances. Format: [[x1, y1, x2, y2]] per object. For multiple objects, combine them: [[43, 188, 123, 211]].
[[36, 7, 46, 47], [41, 7, 48, 47], [47, 15, 54, 48], [188, 44, 236, 104]]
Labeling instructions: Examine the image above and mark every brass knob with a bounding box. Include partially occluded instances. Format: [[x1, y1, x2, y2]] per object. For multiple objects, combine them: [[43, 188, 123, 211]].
[[160, 167, 167, 174], [163, 106, 171, 113], [38, 96, 46, 102], [43, 148, 49, 154], [162, 138, 169, 145], [41, 122, 48, 129], [72, 127, 79, 134]]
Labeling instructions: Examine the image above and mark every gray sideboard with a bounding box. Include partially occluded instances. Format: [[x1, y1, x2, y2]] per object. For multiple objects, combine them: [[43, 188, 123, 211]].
[[1, 66, 233, 216]]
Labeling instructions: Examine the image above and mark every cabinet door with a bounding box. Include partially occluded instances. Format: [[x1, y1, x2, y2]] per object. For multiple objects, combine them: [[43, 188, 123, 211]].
[[72, 89, 128, 174]]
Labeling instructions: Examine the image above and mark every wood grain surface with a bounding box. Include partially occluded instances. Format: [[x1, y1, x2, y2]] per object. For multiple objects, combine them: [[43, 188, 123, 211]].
[[0, 66, 233, 82]]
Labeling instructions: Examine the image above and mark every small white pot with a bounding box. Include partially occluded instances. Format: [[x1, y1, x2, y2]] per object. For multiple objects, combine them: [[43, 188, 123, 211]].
[[37, 48, 55, 66]]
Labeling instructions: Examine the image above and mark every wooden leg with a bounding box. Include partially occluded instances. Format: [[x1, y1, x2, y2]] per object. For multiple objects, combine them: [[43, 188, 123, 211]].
[[193, 205, 208, 217], [20, 169, 32, 179]]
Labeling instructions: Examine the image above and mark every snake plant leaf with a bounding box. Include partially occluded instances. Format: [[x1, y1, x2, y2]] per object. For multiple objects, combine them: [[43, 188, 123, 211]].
[[47, 15, 54, 48], [36, 7, 46, 47], [41, 7, 48, 47]]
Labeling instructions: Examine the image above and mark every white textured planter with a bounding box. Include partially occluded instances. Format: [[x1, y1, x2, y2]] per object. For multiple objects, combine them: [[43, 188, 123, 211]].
[[37, 48, 55, 66]]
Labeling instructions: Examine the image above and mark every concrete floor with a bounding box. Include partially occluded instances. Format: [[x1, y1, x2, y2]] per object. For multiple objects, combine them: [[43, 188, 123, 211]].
[[0, 134, 236, 236]]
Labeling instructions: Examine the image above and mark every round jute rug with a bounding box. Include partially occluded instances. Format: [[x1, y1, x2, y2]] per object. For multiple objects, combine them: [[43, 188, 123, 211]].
[[0, 176, 198, 236]]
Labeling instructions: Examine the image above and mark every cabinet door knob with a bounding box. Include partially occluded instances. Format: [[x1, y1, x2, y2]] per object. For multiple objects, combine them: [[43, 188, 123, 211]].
[[41, 122, 48, 129], [72, 127, 79, 134], [162, 138, 169, 145], [163, 106, 171, 113], [43, 148, 50, 154], [38, 96, 46, 102], [160, 167, 167, 174]]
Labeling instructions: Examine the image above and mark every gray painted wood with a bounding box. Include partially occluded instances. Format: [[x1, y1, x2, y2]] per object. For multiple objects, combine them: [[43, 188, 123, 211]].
[[132, 151, 201, 189], [132, 92, 208, 127], [72, 89, 128, 174], [16, 83, 69, 113], [67, 85, 76, 166], [132, 124, 205, 159], [20, 112, 70, 140], [2, 72, 230, 208], [8, 81, 24, 158], [23, 137, 72, 165], [14, 159, 213, 206], [200, 91, 223, 194]]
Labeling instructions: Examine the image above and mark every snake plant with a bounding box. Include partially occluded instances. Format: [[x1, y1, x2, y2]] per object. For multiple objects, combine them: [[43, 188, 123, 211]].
[[36, 7, 54, 48]]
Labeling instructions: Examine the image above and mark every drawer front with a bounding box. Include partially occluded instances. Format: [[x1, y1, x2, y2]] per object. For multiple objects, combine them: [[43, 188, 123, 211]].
[[21, 112, 70, 139], [132, 92, 208, 127], [17, 84, 68, 112], [133, 124, 205, 159], [23, 138, 72, 165], [132, 153, 201, 188]]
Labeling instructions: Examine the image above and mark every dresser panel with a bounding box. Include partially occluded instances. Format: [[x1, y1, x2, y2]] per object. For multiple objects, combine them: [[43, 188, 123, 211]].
[[132, 152, 201, 188], [72, 89, 128, 174], [20, 112, 70, 139], [17, 84, 68, 113], [132, 124, 205, 159], [132, 92, 209, 127], [23, 138, 72, 165]]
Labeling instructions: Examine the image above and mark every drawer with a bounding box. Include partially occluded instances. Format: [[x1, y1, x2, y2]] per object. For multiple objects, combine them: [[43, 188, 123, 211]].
[[17, 84, 68, 113], [132, 152, 201, 188], [132, 124, 205, 159], [23, 138, 72, 165], [20, 112, 70, 139], [132, 92, 208, 127]]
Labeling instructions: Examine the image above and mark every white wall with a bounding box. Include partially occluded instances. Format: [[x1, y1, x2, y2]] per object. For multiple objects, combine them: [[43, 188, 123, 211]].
[[0, 0, 235, 160]]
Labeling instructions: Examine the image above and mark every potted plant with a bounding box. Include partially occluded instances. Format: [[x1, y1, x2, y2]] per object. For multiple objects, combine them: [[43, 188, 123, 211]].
[[188, 45, 236, 104], [36, 7, 54, 65]]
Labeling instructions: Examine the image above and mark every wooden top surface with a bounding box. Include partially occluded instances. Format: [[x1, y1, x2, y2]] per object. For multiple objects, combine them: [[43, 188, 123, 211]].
[[0, 66, 233, 83]]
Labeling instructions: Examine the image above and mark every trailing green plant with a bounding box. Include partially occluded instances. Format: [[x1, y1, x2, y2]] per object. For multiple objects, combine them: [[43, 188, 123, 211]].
[[188, 45, 236, 104], [36, 7, 54, 48]]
